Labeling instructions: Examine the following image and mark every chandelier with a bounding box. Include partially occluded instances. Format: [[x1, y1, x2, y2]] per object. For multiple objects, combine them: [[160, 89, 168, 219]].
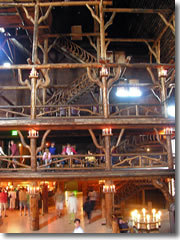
[[131, 208, 161, 232]]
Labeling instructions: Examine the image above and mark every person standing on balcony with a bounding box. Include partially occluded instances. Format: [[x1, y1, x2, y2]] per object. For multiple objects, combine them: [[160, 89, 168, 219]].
[[0, 146, 7, 168], [49, 142, 57, 167], [62, 143, 77, 165], [42, 148, 52, 167], [8, 140, 19, 168], [62, 143, 77, 155]]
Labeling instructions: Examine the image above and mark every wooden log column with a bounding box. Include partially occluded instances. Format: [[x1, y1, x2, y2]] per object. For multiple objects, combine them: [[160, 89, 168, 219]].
[[105, 179, 113, 228], [30, 193, 39, 231], [30, 138, 37, 171], [42, 183, 48, 214], [105, 135, 111, 170], [166, 134, 173, 169], [158, 68, 168, 118]]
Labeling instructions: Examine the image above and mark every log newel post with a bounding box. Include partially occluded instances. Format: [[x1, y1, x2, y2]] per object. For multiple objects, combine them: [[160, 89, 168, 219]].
[[166, 134, 173, 169]]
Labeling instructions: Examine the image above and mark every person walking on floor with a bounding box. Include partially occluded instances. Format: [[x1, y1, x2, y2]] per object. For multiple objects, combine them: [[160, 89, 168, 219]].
[[0, 188, 8, 218], [19, 187, 27, 216], [83, 196, 92, 224], [67, 192, 77, 224], [8, 188, 16, 210], [73, 218, 84, 233], [54, 188, 65, 218]]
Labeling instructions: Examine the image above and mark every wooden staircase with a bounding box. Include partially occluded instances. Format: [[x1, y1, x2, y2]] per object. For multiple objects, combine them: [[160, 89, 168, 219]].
[[47, 36, 98, 105]]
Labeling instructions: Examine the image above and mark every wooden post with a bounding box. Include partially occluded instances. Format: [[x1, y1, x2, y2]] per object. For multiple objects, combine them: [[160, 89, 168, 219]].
[[105, 135, 111, 170], [42, 39, 48, 105], [166, 135, 173, 169], [105, 179, 113, 228], [160, 76, 168, 118], [32, 3, 39, 64], [30, 138, 37, 171], [30, 74, 37, 119], [42, 184, 48, 214], [30, 194, 39, 231], [102, 76, 109, 118]]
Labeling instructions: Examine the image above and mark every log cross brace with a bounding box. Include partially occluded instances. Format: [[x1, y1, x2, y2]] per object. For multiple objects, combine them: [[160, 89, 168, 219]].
[[158, 13, 175, 36], [88, 129, 105, 152], [154, 128, 168, 151], [23, 5, 52, 25], [145, 41, 160, 63], [111, 128, 125, 153], [86, 2, 116, 53], [152, 179, 175, 206], [87, 65, 121, 89]]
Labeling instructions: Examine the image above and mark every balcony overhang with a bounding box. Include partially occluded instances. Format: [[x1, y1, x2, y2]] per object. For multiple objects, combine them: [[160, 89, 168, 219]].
[[0, 117, 175, 131], [0, 168, 175, 181]]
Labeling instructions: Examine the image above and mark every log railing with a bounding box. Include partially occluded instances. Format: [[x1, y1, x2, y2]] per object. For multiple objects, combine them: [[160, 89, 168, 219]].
[[0, 155, 31, 170], [0, 152, 170, 172], [109, 103, 163, 117], [36, 153, 105, 170], [36, 104, 103, 117], [111, 152, 168, 169], [0, 105, 30, 118], [0, 103, 166, 119]]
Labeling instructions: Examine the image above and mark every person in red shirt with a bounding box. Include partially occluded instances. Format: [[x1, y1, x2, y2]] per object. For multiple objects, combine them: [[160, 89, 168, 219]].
[[62, 143, 77, 155], [8, 140, 20, 168], [0, 188, 8, 217], [62, 144, 77, 165]]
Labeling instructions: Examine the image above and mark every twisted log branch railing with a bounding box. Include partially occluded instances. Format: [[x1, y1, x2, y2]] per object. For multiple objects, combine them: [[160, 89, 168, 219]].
[[112, 152, 168, 168], [0, 155, 31, 170]]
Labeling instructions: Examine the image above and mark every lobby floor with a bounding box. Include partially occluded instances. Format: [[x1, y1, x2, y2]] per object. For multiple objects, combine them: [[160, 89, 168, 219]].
[[0, 192, 171, 234]]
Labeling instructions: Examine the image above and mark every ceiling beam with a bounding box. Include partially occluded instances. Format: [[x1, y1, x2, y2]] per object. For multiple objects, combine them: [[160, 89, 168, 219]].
[[0, 1, 112, 8], [104, 8, 172, 14], [0, 62, 175, 70]]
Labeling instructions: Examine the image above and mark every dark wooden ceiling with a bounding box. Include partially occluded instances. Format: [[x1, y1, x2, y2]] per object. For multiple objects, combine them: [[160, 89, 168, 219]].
[[0, 0, 175, 64]]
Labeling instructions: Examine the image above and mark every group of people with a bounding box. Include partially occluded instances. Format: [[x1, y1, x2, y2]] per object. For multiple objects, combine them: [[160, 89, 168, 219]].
[[0, 187, 30, 218], [0, 141, 100, 169], [38, 143, 77, 167], [53, 188, 99, 233]]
